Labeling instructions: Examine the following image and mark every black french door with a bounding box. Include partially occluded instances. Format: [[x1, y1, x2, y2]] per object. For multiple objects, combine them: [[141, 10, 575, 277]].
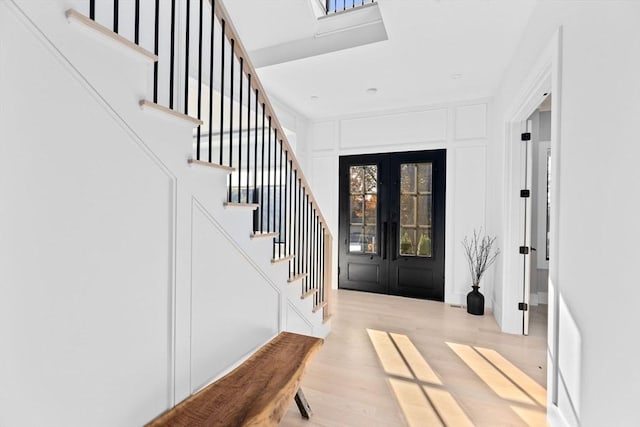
[[338, 150, 446, 301]]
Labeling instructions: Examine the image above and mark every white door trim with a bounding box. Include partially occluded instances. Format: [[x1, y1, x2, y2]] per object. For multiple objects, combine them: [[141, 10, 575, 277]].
[[501, 27, 563, 410]]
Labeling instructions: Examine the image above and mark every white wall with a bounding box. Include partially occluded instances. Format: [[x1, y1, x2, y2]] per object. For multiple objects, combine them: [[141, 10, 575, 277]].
[[0, 1, 323, 425], [306, 100, 492, 307], [488, 2, 640, 426]]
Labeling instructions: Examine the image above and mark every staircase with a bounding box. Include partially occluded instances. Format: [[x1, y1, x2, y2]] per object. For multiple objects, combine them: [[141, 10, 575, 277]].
[[0, 0, 331, 425]]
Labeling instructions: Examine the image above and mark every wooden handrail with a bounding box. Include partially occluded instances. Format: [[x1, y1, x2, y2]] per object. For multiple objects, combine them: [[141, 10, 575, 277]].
[[211, 0, 332, 238]]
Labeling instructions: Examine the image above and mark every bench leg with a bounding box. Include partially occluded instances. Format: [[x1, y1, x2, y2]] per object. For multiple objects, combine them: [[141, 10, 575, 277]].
[[294, 388, 313, 419]]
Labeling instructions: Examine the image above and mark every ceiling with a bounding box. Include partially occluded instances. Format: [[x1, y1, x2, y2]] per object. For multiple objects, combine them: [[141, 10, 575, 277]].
[[224, 0, 538, 120]]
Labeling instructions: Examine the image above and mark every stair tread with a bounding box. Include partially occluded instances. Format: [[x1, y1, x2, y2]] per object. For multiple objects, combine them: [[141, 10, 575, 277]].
[[271, 254, 295, 264], [140, 100, 203, 127], [224, 202, 259, 210], [65, 9, 158, 63], [287, 272, 308, 283], [250, 232, 279, 239], [301, 288, 318, 300], [188, 159, 235, 173], [312, 300, 328, 313]]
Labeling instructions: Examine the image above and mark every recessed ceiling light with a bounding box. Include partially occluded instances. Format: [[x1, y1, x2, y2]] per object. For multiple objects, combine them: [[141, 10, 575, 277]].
[[366, 88, 378, 95], [310, 95, 319, 101], [451, 73, 463, 80]]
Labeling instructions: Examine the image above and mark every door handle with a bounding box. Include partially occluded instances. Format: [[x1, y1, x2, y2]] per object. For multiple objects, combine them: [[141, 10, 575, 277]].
[[391, 222, 398, 261], [382, 222, 388, 260]]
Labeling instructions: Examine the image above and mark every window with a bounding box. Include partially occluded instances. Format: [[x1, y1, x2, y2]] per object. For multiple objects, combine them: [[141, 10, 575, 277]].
[[349, 165, 378, 254], [399, 163, 433, 257]]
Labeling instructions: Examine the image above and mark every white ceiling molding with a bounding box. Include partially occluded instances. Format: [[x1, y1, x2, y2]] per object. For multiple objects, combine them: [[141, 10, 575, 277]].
[[248, 3, 387, 68]]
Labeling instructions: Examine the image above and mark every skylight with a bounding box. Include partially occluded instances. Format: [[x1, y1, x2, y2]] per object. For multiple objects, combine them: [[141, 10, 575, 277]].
[[325, 0, 376, 15]]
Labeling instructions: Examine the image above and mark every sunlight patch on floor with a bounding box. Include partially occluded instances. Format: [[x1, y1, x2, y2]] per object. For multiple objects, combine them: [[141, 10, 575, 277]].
[[389, 332, 442, 385], [367, 329, 473, 427], [389, 378, 443, 427], [366, 329, 413, 379], [475, 346, 546, 406], [423, 384, 474, 427], [446, 342, 534, 405], [446, 342, 547, 426]]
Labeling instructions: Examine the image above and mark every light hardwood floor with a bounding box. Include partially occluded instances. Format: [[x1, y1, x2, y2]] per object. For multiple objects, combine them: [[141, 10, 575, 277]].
[[281, 290, 548, 427]]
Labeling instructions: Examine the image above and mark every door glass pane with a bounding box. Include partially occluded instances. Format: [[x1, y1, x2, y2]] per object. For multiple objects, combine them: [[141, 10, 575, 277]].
[[350, 166, 363, 193], [399, 228, 416, 256], [364, 194, 377, 224], [417, 163, 432, 193], [400, 164, 416, 193], [350, 195, 364, 224], [349, 165, 377, 254], [400, 195, 416, 226], [349, 225, 364, 252], [399, 162, 432, 257], [364, 166, 378, 194]]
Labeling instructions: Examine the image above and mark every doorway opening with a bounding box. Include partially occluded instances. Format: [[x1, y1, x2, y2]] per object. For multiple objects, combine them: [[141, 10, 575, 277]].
[[522, 95, 552, 338], [337, 149, 446, 301]]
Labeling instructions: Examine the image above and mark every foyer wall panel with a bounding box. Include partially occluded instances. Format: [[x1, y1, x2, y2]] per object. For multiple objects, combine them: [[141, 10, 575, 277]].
[[190, 201, 279, 393], [455, 104, 487, 140], [450, 146, 487, 297], [0, 9, 174, 425], [340, 108, 448, 149]]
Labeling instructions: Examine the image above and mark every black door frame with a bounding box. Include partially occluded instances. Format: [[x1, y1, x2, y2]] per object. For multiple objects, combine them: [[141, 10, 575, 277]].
[[338, 149, 446, 301]]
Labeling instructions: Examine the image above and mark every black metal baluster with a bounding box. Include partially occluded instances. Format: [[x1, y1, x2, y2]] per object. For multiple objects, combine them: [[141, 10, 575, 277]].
[[113, 0, 119, 33], [134, 0, 140, 44], [266, 117, 272, 233], [253, 89, 259, 203], [195, 0, 203, 158], [279, 142, 283, 258], [228, 39, 235, 196], [312, 211, 317, 296], [273, 129, 278, 234], [169, 0, 176, 109], [260, 106, 266, 232], [308, 199, 312, 294], [297, 178, 302, 278], [238, 58, 243, 201], [315, 220, 319, 306], [300, 190, 305, 292], [90, 0, 95, 20], [318, 218, 322, 305], [287, 156, 291, 258], [246, 75, 251, 203], [318, 219, 321, 303], [287, 156, 293, 255], [153, 0, 159, 103], [184, 0, 191, 115], [219, 19, 225, 165], [320, 226, 324, 307], [302, 196, 309, 293], [292, 171, 298, 277], [207, 0, 214, 162], [308, 200, 312, 294]]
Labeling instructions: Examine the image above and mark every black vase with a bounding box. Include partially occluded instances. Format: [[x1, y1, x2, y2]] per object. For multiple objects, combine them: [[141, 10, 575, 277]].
[[466, 285, 484, 315]]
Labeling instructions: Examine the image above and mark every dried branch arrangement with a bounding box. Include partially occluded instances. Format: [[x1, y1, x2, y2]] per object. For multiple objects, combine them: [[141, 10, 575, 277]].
[[462, 229, 500, 288]]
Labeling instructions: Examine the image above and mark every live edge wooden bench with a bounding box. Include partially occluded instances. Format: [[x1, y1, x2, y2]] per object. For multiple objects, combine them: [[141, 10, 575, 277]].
[[146, 332, 323, 427]]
